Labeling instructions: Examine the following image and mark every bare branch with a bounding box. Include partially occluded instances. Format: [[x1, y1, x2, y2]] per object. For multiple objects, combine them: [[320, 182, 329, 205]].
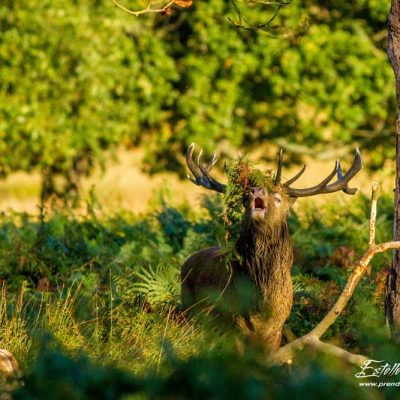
[[369, 181, 379, 246], [304, 336, 368, 367], [110, 0, 177, 17], [236, 0, 291, 5], [228, 0, 288, 31], [271, 182, 400, 366]]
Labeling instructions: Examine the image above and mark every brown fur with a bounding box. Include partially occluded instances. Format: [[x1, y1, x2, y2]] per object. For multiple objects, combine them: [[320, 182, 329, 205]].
[[181, 187, 295, 353]]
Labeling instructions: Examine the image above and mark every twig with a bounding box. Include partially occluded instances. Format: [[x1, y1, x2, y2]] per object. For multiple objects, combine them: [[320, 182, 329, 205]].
[[271, 181, 400, 366], [238, 0, 290, 4], [110, 0, 175, 17], [228, 1, 285, 31], [369, 181, 379, 246]]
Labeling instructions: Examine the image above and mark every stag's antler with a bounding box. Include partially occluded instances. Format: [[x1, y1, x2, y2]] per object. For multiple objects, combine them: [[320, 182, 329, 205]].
[[276, 148, 362, 197], [186, 144, 226, 193]]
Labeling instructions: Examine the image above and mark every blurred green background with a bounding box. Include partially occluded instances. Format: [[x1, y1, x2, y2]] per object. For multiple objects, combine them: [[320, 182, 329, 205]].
[[1, 1, 399, 399], [0, 0, 394, 206]]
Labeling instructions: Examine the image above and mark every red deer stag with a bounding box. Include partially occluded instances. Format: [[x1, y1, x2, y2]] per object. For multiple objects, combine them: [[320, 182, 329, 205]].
[[181, 144, 362, 353]]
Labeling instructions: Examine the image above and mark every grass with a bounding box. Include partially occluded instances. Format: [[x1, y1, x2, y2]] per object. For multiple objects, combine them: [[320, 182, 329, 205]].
[[0, 284, 218, 373]]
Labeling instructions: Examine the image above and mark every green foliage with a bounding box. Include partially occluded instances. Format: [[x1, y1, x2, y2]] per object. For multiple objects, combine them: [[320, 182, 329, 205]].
[[140, 0, 394, 171], [8, 334, 365, 400], [0, 188, 392, 316], [0, 0, 394, 197], [9, 323, 400, 400], [13, 336, 140, 400], [291, 193, 393, 273], [0, 191, 397, 399], [0, 194, 224, 296], [287, 192, 393, 339], [1, 1, 139, 194], [130, 264, 180, 310], [156, 201, 191, 252]]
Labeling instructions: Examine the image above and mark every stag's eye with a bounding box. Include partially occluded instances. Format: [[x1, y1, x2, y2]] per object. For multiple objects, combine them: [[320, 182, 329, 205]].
[[274, 194, 282, 204]]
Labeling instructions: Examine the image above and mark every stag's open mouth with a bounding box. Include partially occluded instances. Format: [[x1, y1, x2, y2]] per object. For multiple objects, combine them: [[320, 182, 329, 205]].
[[254, 198, 264, 210], [251, 197, 266, 221]]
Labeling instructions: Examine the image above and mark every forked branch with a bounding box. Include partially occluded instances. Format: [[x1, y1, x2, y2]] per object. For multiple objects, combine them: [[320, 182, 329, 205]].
[[110, 0, 184, 17], [110, 0, 287, 31], [228, 0, 291, 31], [271, 181, 400, 366]]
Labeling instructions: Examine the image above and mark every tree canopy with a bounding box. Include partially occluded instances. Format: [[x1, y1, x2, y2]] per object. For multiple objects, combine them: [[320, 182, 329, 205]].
[[0, 0, 393, 197]]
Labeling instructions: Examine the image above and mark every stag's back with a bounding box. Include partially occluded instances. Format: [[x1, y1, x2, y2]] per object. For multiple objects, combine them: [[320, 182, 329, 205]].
[[181, 246, 233, 310]]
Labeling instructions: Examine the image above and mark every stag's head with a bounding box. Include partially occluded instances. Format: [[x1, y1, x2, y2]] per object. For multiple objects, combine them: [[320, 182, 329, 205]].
[[244, 186, 291, 227], [185, 144, 362, 229]]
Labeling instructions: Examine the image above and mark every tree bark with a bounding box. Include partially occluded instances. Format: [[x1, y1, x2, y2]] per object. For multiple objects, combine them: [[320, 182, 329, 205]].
[[386, 0, 400, 340]]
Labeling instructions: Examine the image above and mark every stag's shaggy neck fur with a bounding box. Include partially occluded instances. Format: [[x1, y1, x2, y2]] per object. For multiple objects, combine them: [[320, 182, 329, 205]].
[[229, 217, 294, 352], [234, 219, 293, 312], [236, 222, 290, 289]]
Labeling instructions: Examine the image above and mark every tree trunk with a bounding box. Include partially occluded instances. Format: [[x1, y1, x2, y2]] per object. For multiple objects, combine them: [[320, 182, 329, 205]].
[[386, 0, 400, 340]]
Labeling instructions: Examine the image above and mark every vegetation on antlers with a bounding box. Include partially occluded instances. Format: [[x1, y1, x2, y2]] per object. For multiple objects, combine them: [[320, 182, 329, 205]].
[[224, 158, 274, 242]]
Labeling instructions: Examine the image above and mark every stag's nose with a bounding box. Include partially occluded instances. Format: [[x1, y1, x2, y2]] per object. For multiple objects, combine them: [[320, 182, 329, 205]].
[[250, 187, 266, 196]]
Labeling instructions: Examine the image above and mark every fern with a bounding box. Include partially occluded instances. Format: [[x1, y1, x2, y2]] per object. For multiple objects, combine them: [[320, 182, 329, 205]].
[[132, 264, 180, 309]]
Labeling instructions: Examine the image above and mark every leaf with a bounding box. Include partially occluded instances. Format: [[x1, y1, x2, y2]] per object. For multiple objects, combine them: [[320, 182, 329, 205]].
[[174, 0, 193, 8], [162, 7, 173, 16]]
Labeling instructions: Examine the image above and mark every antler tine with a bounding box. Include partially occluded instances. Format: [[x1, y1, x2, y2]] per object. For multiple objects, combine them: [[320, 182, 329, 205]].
[[325, 148, 362, 195], [205, 153, 218, 172], [293, 161, 339, 195], [285, 149, 362, 198], [285, 161, 338, 197], [274, 149, 284, 185], [186, 143, 202, 180], [197, 149, 203, 167], [284, 165, 306, 186], [185, 143, 226, 194]]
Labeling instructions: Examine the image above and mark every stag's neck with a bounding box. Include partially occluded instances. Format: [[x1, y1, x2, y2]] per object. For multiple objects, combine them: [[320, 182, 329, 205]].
[[234, 222, 292, 295]]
